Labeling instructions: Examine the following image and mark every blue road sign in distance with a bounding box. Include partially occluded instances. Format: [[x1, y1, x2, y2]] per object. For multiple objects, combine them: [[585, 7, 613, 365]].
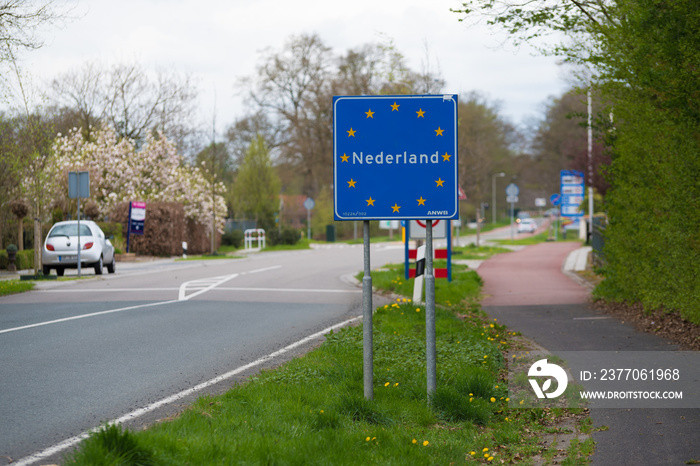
[[333, 94, 458, 220], [560, 169, 585, 217]]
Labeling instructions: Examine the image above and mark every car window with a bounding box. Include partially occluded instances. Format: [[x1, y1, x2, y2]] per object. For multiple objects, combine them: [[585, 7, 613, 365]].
[[49, 224, 93, 237]]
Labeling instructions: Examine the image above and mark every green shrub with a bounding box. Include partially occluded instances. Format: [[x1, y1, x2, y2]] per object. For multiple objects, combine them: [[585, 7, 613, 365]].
[[221, 229, 243, 248], [16, 250, 34, 270], [1, 249, 34, 270], [267, 227, 301, 246]]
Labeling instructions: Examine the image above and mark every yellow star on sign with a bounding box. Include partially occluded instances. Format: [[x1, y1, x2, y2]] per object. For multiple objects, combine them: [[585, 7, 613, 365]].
[[441, 152, 451, 162], [391, 102, 400, 111], [435, 178, 445, 187], [417, 197, 426, 206], [340, 153, 349, 162], [366, 197, 375, 206], [347, 128, 356, 137], [435, 127, 444, 136], [365, 109, 374, 118], [347, 179, 357, 188], [391, 203, 401, 213], [416, 108, 425, 118]]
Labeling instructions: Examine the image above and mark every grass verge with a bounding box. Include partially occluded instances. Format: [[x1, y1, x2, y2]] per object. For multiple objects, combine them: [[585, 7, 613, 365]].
[[0, 279, 34, 296], [65, 258, 591, 465]]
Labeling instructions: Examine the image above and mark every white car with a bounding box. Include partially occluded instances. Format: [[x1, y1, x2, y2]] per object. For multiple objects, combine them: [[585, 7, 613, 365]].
[[517, 218, 537, 234], [42, 220, 116, 276]]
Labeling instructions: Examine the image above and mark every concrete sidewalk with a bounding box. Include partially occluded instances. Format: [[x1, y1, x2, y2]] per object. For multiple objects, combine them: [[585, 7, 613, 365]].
[[478, 242, 700, 465]]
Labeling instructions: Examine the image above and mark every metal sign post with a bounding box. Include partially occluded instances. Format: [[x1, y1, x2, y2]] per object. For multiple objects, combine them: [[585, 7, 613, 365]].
[[362, 220, 373, 400], [68, 171, 90, 277], [425, 221, 436, 397], [304, 197, 315, 241], [506, 183, 519, 241], [333, 94, 458, 401]]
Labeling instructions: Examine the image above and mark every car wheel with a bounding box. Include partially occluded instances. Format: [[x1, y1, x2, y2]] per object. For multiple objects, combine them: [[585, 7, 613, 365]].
[[107, 255, 116, 274], [56, 267, 65, 277], [94, 256, 103, 275], [42, 265, 51, 276]]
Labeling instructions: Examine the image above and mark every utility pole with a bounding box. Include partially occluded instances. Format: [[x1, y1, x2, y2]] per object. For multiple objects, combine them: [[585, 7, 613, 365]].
[[587, 85, 594, 241]]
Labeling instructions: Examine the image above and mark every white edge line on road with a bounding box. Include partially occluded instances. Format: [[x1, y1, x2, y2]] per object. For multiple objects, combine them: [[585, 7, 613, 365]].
[[0, 300, 179, 336], [13, 314, 362, 466]]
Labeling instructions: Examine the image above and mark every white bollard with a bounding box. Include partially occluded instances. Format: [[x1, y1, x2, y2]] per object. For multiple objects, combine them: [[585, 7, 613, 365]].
[[412, 245, 426, 303]]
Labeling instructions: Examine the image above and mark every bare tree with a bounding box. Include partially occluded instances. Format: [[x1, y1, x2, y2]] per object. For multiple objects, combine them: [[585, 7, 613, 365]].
[[50, 60, 105, 139], [0, 0, 70, 96], [49, 60, 200, 152]]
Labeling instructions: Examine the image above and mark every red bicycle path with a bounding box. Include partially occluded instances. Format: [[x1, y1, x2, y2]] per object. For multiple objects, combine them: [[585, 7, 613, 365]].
[[477, 241, 700, 465]]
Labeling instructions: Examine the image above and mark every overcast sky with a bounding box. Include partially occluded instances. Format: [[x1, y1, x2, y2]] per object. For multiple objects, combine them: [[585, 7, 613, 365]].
[[16, 0, 570, 133]]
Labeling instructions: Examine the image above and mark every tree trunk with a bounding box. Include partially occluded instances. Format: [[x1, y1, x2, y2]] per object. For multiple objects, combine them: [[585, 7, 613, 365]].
[[34, 209, 41, 275], [18, 217, 24, 250]]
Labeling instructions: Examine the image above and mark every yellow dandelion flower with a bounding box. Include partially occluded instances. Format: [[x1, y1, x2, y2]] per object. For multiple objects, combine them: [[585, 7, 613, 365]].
[[505, 417, 510, 421], [490, 397, 496, 402], [470, 397, 473, 402], [416, 308, 421, 312], [394, 383, 399, 387], [483, 355, 488, 359], [402, 298, 407, 302], [483, 447, 489, 452], [396, 298, 401, 302], [488, 456, 494, 461], [366, 437, 371, 441], [506, 398, 510, 402], [519, 400, 525, 405], [320, 410, 324, 414], [494, 318, 497, 321], [372, 437, 376, 441], [407, 299, 412, 302], [495, 385, 498, 388], [423, 440, 429, 446], [470, 451, 476, 455], [490, 324, 494, 328], [484, 453, 490, 458], [384, 382, 390, 387], [412, 439, 417, 444]]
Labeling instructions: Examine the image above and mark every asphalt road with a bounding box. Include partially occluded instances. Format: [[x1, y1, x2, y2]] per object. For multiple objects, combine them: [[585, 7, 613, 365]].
[[0, 243, 404, 465]]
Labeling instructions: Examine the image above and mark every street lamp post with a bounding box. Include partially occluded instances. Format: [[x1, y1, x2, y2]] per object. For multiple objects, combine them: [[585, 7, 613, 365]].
[[492, 172, 506, 224]]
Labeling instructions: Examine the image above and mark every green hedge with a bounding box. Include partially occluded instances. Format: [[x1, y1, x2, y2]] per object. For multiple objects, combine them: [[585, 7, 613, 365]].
[[0, 249, 35, 270], [595, 98, 700, 324]]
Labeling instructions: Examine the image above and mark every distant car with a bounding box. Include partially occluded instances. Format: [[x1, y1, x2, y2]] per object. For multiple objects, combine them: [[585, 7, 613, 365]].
[[515, 211, 531, 224], [42, 220, 116, 276], [517, 218, 537, 234]]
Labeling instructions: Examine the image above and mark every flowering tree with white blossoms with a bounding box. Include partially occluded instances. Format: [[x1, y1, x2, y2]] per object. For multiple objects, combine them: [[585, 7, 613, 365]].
[[50, 128, 226, 233]]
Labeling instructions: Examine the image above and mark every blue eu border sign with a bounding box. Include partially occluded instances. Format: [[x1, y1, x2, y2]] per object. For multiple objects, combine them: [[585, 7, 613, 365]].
[[333, 95, 458, 221]]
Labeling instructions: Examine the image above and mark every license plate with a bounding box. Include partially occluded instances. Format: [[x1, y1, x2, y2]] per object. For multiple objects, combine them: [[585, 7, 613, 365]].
[[59, 255, 77, 262]]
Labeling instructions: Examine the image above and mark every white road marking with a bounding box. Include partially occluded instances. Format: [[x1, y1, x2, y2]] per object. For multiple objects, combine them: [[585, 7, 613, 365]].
[[572, 316, 612, 320], [38, 288, 180, 292], [213, 287, 361, 293], [1, 265, 283, 335], [0, 300, 179, 335], [176, 265, 282, 301], [13, 314, 362, 466]]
